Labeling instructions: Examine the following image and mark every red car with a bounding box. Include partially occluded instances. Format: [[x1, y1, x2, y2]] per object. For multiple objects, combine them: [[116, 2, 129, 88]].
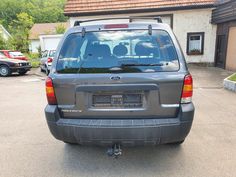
[[0, 50, 28, 61]]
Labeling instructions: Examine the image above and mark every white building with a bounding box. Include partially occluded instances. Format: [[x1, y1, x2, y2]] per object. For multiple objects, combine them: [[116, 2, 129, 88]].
[[0, 25, 11, 40], [39, 34, 64, 51], [29, 22, 69, 53], [64, 0, 217, 64], [212, 0, 236, 71]]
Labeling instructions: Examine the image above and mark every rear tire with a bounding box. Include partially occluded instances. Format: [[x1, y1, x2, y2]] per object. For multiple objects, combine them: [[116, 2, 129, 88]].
[[45, 67, 50, 75], [168, 139, 185, 145], [0, 65, 11, 77]]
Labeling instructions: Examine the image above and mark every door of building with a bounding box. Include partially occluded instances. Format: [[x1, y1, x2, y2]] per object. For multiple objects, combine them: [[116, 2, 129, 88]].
[[226, 27, 236, 71], [215, 35, 226, 69]]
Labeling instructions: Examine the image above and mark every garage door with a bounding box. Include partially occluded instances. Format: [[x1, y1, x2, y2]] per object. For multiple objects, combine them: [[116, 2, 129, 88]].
[[43, 37, 62, 51], [226, 27, 236, 71]]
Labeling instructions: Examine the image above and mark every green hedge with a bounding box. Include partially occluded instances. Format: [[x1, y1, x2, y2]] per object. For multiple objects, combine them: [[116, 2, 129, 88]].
[[24, 53, 40, 68]]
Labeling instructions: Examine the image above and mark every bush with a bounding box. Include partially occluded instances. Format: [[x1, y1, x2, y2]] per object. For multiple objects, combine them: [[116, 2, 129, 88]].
[[24, 52, 39, 59], [55, 24, 66, 34], [30, 59, 40, 68], [24, 53, 40, 68], [9, 13, 34, 53], [0, 35, 11, 49]]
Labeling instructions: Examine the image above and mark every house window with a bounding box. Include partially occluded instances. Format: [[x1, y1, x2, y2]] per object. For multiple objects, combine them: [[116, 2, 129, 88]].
[[187, 32, 204, 55]]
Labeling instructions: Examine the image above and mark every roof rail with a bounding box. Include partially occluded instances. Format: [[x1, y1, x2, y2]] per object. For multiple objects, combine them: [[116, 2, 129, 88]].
[[74, 17, 162, 26]]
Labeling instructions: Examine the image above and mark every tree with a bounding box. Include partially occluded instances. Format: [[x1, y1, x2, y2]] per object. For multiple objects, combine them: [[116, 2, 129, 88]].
[[0, 0, 24, 31], [0, 0, 68, 52], [55, 24, 66, 34], [0, 26, 11, 50], [10, 12, 34, 52], [0, 35, 7, 50], [27, 0, 68, 23], [0, 0, 68, 30]]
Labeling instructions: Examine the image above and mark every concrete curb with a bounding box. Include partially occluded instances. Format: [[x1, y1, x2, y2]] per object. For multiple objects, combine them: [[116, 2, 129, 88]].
[[224, 74, 236, 92]]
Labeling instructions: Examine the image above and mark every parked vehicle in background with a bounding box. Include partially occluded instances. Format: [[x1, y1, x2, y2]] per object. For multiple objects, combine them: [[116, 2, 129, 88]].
[[0, 50, 28, 61], [40, 50, 56, 75], [45, 18, 195, 150], [0, 53, 31, 76]]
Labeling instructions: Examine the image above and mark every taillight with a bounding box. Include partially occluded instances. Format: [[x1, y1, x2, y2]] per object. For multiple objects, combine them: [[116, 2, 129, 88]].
[[181, 74, 193, 104], [47, 57, 53, 63], [46, 77, 57, 105]]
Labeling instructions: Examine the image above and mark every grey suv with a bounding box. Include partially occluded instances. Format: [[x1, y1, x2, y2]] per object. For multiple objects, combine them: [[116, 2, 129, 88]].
[[45, 18, 194, 148]]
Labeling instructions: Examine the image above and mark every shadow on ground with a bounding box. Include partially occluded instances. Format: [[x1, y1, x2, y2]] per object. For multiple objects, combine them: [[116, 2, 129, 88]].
[[60, 144, 184, 176]]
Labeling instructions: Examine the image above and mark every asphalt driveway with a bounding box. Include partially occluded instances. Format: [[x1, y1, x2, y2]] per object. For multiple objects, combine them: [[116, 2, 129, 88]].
[[0, 66, 235, 177]]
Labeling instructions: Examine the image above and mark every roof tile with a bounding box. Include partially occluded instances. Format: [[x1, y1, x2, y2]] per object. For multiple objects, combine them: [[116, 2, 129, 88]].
[[29, 22, 69, 40], [64, 0, 216, 15]]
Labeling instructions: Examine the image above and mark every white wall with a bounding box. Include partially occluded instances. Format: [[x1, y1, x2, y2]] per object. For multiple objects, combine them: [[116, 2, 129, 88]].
[[39, 34, 63, 51], [29, 39, 40, 53], [69, 8, 217, 63], [173, 9, 217, 63]]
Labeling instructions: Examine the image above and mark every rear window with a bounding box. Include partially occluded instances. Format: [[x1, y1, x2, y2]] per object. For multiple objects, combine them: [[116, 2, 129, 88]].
[[49, 50, 56, 57], [57, 30, 179, 74]]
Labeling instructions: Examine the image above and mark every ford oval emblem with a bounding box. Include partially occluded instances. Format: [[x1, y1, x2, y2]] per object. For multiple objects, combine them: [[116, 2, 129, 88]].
[[110, 76, 121, 81]]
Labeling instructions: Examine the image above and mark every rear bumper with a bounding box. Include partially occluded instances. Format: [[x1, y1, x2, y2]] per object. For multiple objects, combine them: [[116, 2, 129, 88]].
[[45, 103, 194, 146]]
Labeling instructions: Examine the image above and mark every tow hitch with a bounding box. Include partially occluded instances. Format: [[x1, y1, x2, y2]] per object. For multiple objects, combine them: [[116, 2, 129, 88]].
[[107, 144, 122, 158]]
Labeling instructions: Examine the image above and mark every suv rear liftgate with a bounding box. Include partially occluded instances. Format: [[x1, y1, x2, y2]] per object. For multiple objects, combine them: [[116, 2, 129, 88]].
[[45, 17, 194, 158]]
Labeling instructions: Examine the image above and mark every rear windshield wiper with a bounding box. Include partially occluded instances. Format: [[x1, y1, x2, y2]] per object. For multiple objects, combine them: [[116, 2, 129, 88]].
[[109, 63, 164, 72], [121, 63, 164, 67]]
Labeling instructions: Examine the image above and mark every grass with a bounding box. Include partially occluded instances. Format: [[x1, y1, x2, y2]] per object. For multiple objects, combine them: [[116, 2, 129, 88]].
[[228, 73, 236, 82]]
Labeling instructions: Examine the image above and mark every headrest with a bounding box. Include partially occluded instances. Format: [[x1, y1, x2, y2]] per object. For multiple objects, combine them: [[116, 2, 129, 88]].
[[96, 44, 111, 58], [113, 44, 128, 56]]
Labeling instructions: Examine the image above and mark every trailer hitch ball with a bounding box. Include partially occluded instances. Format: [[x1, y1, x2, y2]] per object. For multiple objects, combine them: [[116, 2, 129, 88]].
[[107, 144, 122, 158]]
